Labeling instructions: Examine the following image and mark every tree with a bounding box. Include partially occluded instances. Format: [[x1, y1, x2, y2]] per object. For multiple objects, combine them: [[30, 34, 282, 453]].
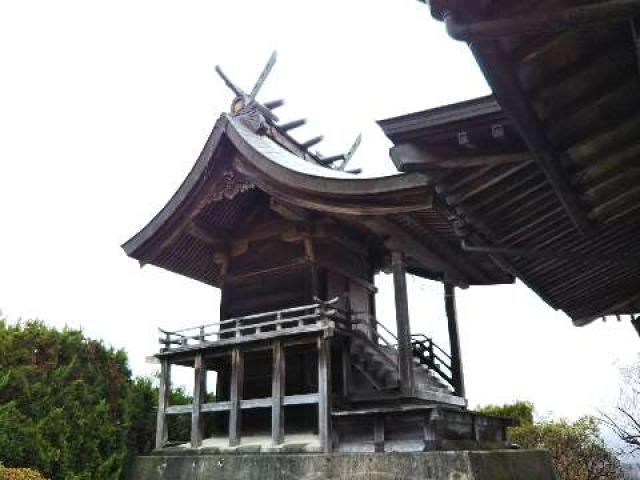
[[0, 318, 159, 479], [478, 402, 620, 480], [601, 356, 640, 455], [476, 400, 534, 427]]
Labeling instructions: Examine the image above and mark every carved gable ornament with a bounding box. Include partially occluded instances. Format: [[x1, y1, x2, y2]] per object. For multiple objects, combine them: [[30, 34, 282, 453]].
[[211, 170, 255, 202]]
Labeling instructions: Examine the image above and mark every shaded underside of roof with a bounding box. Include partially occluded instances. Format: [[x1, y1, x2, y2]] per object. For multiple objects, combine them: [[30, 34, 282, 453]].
[[381, 0, 640, 324], [123, 115, 511, 288]]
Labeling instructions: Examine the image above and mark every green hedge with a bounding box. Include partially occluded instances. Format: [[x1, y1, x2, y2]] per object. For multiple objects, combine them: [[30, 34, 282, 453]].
[[0, 319, 157, 480]]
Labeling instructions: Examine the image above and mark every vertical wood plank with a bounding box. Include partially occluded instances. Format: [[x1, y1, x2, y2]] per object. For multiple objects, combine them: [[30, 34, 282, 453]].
[[392, 251, 414, 395], [423, 412, 438, 451], [191, 353, 206, 447], [229, 347, 244, 446], [155, 358, 171, 450], [317, 336, 332, 453], [373, 414, 385, 452], [445, 283, 466, 398], [341, 338, 351, 400], [271, 340, 285, 445], [304, 235, 319, 299]]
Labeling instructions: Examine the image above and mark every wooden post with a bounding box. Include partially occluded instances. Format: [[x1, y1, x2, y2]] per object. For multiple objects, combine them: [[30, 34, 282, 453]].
[[191, 353, 206, 447], [272, 340, 285, 445], [444, 283, 465, 398], [155, 358, 171, 450], [374, 414, 385, 452], [304, 235, 319, 299], [391, 251, 414, 395], [317, 336, 332, 453], [341, 338, 351, 400], [229, 347, 244, 446]]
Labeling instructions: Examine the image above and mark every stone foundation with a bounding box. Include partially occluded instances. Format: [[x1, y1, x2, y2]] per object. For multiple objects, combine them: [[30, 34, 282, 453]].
[[130, 450, 557, 480]]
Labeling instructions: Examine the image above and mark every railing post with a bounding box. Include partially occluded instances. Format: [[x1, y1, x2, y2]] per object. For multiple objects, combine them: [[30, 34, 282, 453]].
[[428, 339, 435, 368], [445, 283, 465, 398], [317, 336, 332, 453], [272, 340, 285, 445], [155, 358, 171, 449], [392, 251, 414, 395], [229, 347, 244, 446], [191, 353, 206, 447], [162, 331, 171, 352]]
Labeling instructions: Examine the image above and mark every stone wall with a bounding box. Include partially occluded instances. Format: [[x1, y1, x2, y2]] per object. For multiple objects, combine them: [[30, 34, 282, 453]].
[[130, 450, 557, 480]]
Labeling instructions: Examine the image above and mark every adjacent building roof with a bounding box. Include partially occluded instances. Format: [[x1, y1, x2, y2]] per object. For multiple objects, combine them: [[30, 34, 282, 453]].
[[381, 0, 640, 325]]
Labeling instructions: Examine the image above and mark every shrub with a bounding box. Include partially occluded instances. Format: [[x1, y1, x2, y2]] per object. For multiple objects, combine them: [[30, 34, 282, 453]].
[[0, 465, 46, 480], [0, 319, 157, 479]]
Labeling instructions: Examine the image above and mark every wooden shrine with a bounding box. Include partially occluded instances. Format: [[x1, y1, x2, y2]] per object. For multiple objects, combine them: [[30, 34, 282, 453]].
[[123, 55, 514, 454]]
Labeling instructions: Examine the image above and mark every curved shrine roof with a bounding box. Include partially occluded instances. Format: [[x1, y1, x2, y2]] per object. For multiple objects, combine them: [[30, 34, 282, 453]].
[[122, 114, 513, 288]]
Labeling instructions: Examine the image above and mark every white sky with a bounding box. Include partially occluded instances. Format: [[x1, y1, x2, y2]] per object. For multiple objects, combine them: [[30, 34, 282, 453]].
[[0, 0, 637, 423]]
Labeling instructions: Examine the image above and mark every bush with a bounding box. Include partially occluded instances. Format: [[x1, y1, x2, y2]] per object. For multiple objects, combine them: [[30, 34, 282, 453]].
[[511, 416, 620, 480], [478, 401, 620, 480], [477, 400, 534, 427], [0, 465, 46, 480], [0, 319, 157, 480]]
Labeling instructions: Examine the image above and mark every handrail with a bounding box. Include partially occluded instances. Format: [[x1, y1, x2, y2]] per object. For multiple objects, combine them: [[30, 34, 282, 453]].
[[158, 298, 340, 351], [162, 298, 339, 335], [411, 334, 451, 361]]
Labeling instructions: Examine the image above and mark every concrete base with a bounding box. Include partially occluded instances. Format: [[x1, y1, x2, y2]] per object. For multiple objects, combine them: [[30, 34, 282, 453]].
[[130, 450, 558, 480]]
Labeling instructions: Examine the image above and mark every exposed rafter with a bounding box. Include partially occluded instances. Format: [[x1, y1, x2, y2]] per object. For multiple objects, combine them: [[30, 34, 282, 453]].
[[469, 41, 593, 235]]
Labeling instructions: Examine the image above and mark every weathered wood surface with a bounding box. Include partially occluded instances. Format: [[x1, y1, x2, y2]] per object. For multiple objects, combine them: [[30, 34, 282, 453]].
[[155, 359, 171, 450], [444, 284, 465, 398], [229, 348, 244, 446], [317, 336, 332, 453], [191, 353, 206, 447], [392, 251, 414, 395], [271, 340, 285, 445]]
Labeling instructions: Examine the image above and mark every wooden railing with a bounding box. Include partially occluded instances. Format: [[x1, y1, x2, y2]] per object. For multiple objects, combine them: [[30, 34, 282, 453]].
[[351, 315, 455, 392], [411, 334, 454, 389], [158, 298, 340, 351]]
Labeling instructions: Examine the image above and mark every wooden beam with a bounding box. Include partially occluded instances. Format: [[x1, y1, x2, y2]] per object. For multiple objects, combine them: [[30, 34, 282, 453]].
[[191, 353, 206, 447], [390, 143, 531, 171], [359, 217, 469, 288], [317, 336, 332, 453], [229, 348, 244, 446], [444, 1, 640, 41], [270, 197, 311, 221], [155, 359, 171, 450], [632, 17, 640, 76], [271, 340, 285, 445], [468, 41, 592, 235], [444, 284, 465, 398], [391, 251, 414, 395]]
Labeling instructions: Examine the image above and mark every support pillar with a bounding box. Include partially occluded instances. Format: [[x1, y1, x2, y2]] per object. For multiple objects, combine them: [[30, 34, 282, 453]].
[[317, 336, 332, 453], [155, 358, 171, 450], [392, 251, 414, 395], [271, 340, 285, 445], [444, 283, 465, 398], [229, 347, 244, 446], [191, 353, 206, 447]]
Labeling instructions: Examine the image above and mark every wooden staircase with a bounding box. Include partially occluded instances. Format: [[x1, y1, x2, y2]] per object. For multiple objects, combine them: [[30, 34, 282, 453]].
[[348, 330, 454, 398]]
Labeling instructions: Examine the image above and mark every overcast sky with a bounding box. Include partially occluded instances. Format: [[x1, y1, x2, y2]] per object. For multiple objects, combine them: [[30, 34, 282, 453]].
[[0, 0, 637, 423]]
